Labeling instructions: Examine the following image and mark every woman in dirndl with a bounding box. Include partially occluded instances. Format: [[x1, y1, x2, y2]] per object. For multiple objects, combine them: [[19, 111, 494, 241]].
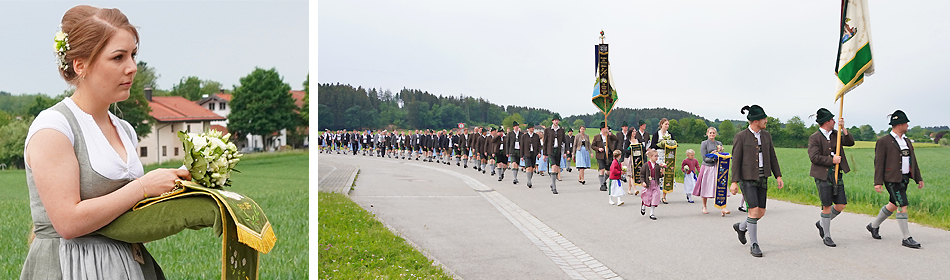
[[573, 125, 592, 184], [649, 118, 675, 204], [692, 127, 731, 216], [21, 5, 192, 279]]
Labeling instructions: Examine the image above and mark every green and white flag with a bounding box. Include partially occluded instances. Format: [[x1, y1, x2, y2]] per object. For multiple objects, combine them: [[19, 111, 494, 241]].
[[835, 0, 874, 101]]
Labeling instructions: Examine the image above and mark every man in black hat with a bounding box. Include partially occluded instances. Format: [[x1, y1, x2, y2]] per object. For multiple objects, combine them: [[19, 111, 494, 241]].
[[506, 121, 524, 184], [544, 114, 567, 194], [808, 108, 854, 247], [521, 123, 541, 188], [867, 110, 925, 249], [564, 128, 574, 174], [730, 104, 784, 257], [592, 121, 618, 191], [616, 121, 632, 164]]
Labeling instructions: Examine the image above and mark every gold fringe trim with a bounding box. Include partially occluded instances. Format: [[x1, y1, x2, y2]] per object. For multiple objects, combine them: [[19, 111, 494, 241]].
[[237, 222, 276, 254], [713, 203, 727, 209]]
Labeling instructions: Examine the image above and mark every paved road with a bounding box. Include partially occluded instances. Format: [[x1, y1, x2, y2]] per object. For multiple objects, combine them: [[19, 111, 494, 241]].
[[319, 153, 949, 280]]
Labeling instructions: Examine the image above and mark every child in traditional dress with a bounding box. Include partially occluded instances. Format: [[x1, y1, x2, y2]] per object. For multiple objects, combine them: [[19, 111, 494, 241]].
[[682, 149, 698, 203], [640, 149, 663, 220], [608, 150, 625, 206]]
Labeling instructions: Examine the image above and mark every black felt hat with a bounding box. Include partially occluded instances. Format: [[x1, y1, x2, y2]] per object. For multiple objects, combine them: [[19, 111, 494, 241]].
[[889, 110, 909, 125], [741, 105, 767, 121], [816, 108, 834, 124], [568, 128, 574, 133], [599, 121, 607, 129], [512, 121, 519, 126]]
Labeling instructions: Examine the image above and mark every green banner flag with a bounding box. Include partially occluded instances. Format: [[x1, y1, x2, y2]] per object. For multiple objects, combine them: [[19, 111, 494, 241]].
[[835, 0, 874, 101], [592, 43, 618, 116]]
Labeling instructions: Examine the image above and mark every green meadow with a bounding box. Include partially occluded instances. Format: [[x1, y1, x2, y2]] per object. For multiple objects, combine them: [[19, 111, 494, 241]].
[[0, 151, 308, 279]]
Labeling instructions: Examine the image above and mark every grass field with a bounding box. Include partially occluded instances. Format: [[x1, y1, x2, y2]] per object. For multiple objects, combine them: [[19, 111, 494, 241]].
[[318, 192, 453, 279], [0, 151, 308, 279]]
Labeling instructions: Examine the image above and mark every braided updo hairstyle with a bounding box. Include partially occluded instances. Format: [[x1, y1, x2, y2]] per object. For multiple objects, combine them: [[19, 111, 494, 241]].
[[58, 5, 138, 84]]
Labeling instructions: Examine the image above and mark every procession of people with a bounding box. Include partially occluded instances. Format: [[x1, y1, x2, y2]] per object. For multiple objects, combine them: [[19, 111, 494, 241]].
[[319, 105, 927, 257]]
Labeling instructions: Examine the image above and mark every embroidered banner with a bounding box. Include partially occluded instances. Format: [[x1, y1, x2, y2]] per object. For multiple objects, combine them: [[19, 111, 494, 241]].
[[630, 143, 644, 184], [835, 0, 874, 100], [662, 146, 677, 193], [713, 152, 732, 209]]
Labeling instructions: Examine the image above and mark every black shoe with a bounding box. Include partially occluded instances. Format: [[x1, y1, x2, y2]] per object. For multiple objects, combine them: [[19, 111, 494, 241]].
[[491, 171, 496, 176], [464, 165, 468, 168], [600, 184, 607, 191], [551, 186, 558, 194], [579, 180, 586, 185], [641, 207, 646, 215], [733, 222, 748, 245], [816, 221, 825, 239], [750, 243, 763, 257], [457, 163, 461, 166], [823, 237, 837, 247], [649, 214, 656, 220], [527, 183, 532, 188], [738, 206, 747, 212], [866, 223, 882, 239], [498, 177, 503, 181], [483, 170, 486, 174], [513, 180, 519, 185], [902, 237, 921, 249]]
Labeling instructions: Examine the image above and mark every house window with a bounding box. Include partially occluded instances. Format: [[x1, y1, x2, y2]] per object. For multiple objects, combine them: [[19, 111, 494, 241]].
[[162, 146, 167, 157], [174, 147, 179, 156], [220, 102, 227, 110], [187, 125, 191, 132], [140, 147, 147, 157], [209, 103, 216, 110]]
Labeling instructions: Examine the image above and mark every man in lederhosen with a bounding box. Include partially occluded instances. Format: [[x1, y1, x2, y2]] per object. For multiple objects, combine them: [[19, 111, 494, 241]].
[[506, 121, 523, 184], [592, 122, 618, 191], [544, 114, 567, 194], [494, 127, 508, 180], [441, 131, 452, 165], [451, 130, 461, 166], [730, 105, 784, 258], [521, 123, 541, 188], [423, 129, 434, 162], [564, 128, 574, 174], [867, 110, 925, 249], [470, 127, 482, 170], [808, 108, 854, 247], [481, 128, 494, 174], [459, 127, 470, 167]]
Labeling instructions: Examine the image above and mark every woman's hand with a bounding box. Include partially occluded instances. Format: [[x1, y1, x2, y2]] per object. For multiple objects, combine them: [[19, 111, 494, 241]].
[[138, 168, 192, 198]]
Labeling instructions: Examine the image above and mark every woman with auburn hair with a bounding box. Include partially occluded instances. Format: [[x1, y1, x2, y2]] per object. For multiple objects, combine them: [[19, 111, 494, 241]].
[[21, 5, 190, 279]]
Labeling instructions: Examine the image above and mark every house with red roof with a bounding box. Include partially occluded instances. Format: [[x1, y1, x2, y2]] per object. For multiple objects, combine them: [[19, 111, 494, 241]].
[[137, 91, 226, 165]]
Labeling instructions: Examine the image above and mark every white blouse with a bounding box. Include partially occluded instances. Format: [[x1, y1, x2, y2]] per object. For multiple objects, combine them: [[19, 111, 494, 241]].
[[25, 97, 144, 180]]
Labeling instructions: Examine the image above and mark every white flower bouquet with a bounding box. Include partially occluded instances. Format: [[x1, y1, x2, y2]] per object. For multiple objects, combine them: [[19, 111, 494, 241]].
[[656, 134, 678, 149], [178, 130, 242, 188]]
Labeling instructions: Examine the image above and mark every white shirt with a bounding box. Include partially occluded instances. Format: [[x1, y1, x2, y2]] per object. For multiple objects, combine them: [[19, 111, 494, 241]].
[[25, 97, 144, 181], [552, 126, 560, 148], [529, 132, 535, 151], [819, 127, 833, 141], [749, 127, 763, 168], [890, 131, 911, 174], [513, 131, 521, 149]]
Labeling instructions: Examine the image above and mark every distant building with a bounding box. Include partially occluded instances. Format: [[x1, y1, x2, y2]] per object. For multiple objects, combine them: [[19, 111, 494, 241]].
[[138, 92, 226, 165]]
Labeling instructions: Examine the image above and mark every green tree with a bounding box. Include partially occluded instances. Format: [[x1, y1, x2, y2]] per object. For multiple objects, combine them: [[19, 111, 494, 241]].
[[0, 109, 11, 129], [0, 116, 33, 169], [301, 74, 309, 120], [27, 95, 59, 117], [859, 124, 876, 141], [169, 76, 202, 101], [317, 103, 333, 130], [116, 61, 156, 139], [573, 119, 586, 130], [717, 120, 735, 145], [785, 116, 807, 148], [199, 80, 224, 99], [344, 105, 363, 129], [502, 113, 525, 129], [228, 67, 297, 150]]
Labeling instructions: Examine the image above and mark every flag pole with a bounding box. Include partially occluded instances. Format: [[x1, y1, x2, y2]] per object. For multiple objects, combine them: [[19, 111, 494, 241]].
[[833, 95, 844, 184]]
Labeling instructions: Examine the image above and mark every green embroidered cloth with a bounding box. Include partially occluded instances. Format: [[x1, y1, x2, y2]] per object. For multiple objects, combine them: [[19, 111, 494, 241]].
[[98, 180, 275, 280]]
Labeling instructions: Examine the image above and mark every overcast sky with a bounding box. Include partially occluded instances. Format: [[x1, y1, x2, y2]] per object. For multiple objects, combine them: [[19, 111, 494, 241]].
[[0, 1, 308, 97], [318, 0, 949, 129]]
